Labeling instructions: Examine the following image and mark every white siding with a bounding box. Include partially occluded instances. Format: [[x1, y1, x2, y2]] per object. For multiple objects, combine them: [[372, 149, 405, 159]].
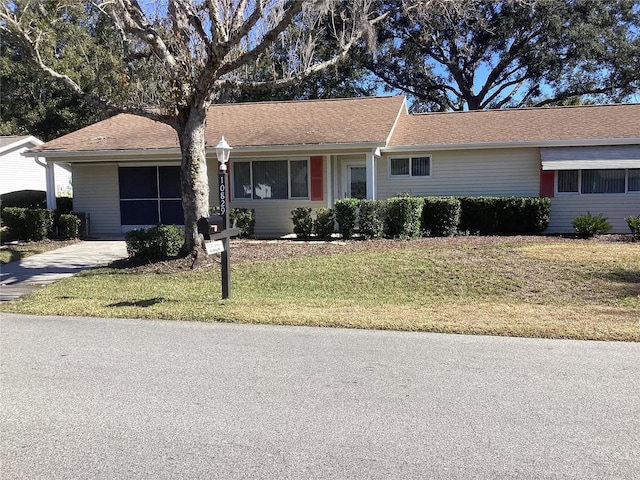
[[548, 195, 639, 234], [377, 148, 540, 199], [0, 145, 72, 196], [72, 164, 121, 236], [0, 145, 46, 194]]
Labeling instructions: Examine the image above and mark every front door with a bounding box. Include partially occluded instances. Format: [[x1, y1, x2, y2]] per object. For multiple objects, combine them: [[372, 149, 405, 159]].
[[346, 165, 367, 199]]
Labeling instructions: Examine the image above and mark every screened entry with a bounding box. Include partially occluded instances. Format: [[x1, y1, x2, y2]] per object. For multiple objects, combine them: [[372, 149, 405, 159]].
[[118, 166, 183, 227]]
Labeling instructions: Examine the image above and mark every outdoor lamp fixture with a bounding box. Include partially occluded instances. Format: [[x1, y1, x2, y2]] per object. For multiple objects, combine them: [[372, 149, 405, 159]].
[[215, 136, 232, 171]]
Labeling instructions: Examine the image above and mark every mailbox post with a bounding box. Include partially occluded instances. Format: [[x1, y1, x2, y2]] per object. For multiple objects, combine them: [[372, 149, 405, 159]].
[[215, 137, 232, 299]]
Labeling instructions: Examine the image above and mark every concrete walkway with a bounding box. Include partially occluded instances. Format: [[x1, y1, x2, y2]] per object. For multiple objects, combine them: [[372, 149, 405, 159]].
[[0, 239, 128, 301]]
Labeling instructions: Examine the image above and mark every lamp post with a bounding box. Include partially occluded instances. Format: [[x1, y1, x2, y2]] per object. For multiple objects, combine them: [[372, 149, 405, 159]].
[[215, 136, 232, 299]]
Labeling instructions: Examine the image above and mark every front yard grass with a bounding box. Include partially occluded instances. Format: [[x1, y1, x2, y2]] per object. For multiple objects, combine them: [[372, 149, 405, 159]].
[[1, 238, 638, 341]]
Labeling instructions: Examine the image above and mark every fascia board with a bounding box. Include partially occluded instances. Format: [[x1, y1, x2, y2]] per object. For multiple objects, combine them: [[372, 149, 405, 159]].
[[1, 136, 44, 155], [381, 138, 640, 153], [25, 142, 385, 160]]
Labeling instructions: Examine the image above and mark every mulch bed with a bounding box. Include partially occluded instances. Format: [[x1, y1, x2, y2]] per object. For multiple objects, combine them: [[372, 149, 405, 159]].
[[109, 234, 637, 274]]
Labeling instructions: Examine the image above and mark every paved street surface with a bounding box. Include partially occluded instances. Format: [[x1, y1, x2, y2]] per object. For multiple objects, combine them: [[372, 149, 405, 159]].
[[1, 314, 639, 479]]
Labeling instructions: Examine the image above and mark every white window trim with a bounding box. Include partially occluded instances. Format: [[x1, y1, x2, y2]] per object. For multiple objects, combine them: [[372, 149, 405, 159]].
[[232, 158, 310, 201], [556, 168, 640, 195], [388, 155, 432, 178]]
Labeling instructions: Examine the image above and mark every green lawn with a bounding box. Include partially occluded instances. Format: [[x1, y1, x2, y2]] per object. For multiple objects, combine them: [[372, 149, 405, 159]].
[[1, 239, 639, 341]]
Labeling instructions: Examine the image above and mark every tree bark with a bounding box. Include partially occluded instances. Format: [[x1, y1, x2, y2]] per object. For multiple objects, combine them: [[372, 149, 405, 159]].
[[176, 106, 210, 258]]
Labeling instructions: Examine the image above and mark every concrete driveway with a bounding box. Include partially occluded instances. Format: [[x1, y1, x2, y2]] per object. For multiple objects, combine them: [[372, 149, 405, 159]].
[[1, 314, 639, 479], [0, 239, 127, 301]]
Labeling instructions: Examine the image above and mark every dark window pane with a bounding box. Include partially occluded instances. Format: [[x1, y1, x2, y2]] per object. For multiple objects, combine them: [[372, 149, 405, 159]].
[[557, 170, 579, 192], [119, 167, 157, 199], [253, 161, 288, 199], [411, 157, 430, 176], [628, 169, 640, 192], [159, 166, 181, 198], [233, 162, 252, 199], [290, 160, 308, 198], [581, 169, 625, 194], [120, 200, 159, 225], [390, 158, 409, 176], [160, 200, 184, 225]]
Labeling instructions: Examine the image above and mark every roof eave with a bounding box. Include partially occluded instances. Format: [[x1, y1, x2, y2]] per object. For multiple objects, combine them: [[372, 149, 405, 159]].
[[381, 137, 640, 153], [1, 136, 44, 155], [25, 141, 386, 159]]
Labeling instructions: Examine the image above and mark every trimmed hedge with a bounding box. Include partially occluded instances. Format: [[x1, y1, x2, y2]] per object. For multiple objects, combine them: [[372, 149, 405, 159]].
[[334, 198, 359, 239], [2, 207, 55, 241], [291, 207, 314, 238], [385, 197, 422, 239], [125, 225, 184, 260], [58, 214, 81, 240], [459, 197, 550, 234], [313, 208, 335, 238], [2, 207, 28, 240], [421, 197, 460, 237], [359, 200, 386, 239]]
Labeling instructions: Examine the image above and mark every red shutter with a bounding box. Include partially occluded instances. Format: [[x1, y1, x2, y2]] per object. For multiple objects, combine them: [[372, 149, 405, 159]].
[[310, 156, 323, 201], [540, 169, 555, 198]]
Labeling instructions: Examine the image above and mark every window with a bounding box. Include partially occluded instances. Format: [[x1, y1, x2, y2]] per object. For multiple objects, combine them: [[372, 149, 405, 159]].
[[557, 169, 640, 194], [557, 170, 579, 193], [233, 159, 309, 200], [581, 169, 625, 194], [628, 169, 640, 192], [119, 166, 183, 226], [389, 156, 431, 177]]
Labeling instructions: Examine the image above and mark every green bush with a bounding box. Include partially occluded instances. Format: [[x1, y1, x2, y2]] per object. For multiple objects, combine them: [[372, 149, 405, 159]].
[[24, 209, 54, 241], [421, 197, 460, 237], [358, 199, 386, 239], [385, 196, 423, 239], [313, 208, 335, 238], [58, 214, 81, 240], [56, 197, 73, 214], [459, 197, 551, 235], [125, 225, 184, 260], [2, 207, 28, 240], [496, 197, 551, 234], [334, 198, 359, 239], [230, 208, 255, 238], [572, 212, 612, 238], [291, 207, 313, 238], [624, 214, 640, 238], [458, 197, 499, 234]]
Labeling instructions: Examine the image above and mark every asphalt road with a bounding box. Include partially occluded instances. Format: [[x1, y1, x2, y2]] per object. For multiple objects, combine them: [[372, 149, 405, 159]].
[[1, 314, 639, 479]]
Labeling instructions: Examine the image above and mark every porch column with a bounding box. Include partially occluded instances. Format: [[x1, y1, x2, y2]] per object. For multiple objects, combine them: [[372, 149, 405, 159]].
[[42, 157, 57, 210], [326, 155, 333, 208], [366, 151, 377, 200]]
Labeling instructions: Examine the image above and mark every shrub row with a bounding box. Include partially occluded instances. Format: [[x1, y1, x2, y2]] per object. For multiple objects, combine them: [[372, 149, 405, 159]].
[[1, 207, 84, 241], [292, 196, 551, 239]]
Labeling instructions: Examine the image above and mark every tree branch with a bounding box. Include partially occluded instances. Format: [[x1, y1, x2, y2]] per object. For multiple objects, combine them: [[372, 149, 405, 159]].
[[109, 0, 178, 68], [217, 0, 305, 77]]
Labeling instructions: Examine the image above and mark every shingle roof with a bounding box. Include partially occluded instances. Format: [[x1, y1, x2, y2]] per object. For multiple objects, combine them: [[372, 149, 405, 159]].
[[27, 99, 640, 155], [32, 96, 407, 154], [387, 103, 640, 147], [0, 136, 30, 149]]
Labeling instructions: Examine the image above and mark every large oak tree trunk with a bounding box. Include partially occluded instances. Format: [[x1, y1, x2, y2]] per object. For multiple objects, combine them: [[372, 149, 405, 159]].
[[176, 106, 210, 258]]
